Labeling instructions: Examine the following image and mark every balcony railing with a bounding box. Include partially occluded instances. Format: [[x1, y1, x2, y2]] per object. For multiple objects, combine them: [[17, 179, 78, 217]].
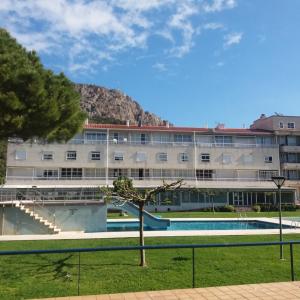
[[66, 139, 278, 148], [6, 175, 273, 182]]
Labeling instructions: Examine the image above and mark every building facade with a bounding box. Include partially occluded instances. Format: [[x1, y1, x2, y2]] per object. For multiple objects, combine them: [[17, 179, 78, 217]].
[[4, 115, 298, 212], [251, 114, 300, 198]]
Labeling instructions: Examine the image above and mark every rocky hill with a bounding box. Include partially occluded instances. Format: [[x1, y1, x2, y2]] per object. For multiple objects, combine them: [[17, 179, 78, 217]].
[[75, 84, 169, 126]]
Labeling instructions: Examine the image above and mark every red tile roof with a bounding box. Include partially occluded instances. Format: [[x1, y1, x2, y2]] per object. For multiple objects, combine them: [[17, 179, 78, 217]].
[[84, 123, 273, 135]]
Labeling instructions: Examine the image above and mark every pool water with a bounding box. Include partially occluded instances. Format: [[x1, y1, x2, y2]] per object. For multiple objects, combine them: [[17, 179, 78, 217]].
[[107, 220, 291, 232]]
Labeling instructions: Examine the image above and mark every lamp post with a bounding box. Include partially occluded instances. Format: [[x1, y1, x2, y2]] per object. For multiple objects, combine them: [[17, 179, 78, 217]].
[[271, 176, 285, 260]]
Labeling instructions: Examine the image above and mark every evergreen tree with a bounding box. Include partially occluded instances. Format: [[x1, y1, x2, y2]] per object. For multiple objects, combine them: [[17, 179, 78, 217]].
[[0, 28, 86, 142]]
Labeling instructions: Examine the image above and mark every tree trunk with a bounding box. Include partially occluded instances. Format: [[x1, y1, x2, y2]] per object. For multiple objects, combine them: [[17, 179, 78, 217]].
[[139, 202, 146, 267]]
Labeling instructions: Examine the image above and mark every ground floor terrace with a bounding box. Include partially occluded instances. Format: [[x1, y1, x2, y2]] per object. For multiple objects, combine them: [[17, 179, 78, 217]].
[[0, 183, 296, 210]]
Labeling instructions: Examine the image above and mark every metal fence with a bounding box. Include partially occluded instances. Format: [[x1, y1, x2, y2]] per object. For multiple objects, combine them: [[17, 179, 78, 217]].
[[0, 240, 299, 297]]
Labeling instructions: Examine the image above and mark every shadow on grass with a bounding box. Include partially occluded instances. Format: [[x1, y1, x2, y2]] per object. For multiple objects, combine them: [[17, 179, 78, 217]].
[[6, 254, 139, 282]]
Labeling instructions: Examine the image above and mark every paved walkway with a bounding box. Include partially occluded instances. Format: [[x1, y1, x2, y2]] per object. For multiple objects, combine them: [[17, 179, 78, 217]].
[[2, 218, 300, 241], [37, 281, 300, 299]]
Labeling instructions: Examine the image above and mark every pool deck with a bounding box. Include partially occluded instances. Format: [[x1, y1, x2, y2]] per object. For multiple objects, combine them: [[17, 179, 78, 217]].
[[35, 281, 300, 299], [1, 218, 300, 241]]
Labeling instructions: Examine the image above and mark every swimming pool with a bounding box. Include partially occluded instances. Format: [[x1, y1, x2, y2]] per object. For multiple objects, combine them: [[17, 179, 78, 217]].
[[107, 220, 291, 232]]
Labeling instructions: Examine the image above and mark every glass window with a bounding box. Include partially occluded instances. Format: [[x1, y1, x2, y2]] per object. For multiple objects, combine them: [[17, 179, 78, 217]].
[[42, 152, 53, 160], [279, 122, 284, 129], [114, 152, 124, 161], [201, 153, 210, 162], [43, 169, 58, 178], [174, 134, 192, 143], [85, 168, 105, 178], [215, 136, 233, 146], [287, 136, 297, 146], [264, 156, 273, 163], [66, 151, 77, 160], [109, 168, 127, 178], [90, 151, 100, 160], [196, 169, 213, 180], [179, 153, 189, 162], [288, 122, 295, 129], [157, 152, 168, 162], [287, 153, 297, 163], [85, 132, 107, 142], [278, 136, 287, 145], [15, 150, 26, 160], [61, 168, 82, 178], [259, 170, 278, 180]]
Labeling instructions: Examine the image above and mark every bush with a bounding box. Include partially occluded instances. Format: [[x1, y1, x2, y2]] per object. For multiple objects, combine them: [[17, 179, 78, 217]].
[[220, 205, 235, 212], [258, 204, 296, 212], [252, 205, 261, 212]]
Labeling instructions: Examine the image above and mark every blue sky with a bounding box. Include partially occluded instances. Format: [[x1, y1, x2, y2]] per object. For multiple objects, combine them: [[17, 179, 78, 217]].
[[1, 0, 300, 128]]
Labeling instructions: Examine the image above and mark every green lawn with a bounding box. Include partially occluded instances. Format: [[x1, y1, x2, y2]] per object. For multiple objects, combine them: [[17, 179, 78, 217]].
[[108, 210, 300, 219], [1, 234, 300, 299]]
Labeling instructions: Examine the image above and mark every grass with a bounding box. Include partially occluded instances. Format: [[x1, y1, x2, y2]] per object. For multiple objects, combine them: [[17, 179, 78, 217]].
[[108, 210, 300, 219], [1, 234, 300, 299]]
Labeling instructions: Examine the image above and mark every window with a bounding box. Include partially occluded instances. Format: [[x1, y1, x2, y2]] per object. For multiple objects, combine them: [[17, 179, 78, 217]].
[[179, 153, 189, 162], [287, 136, 297, 146], [109, 168, 128, 178], [201, 153, 210, 162], [85, 168, 105, 178], [196, 169, 213, 180], [114, 152, 124, 161], [85, 132, 107, 142], [141, 133, 146, 144], [90, 151, 100, 160], [259, 170, 278, 180], [157, 152, 168, 162], [264, 156, 273, 163], [61, 168, 82, 178], [279, 122, 284, 129], [66, 151, 77, 160], [43, 169, 58, 178], [42, 152, 53, 160], [152, 169, 172, 178], [113, 132, 119, 142], [174, 134, 192, 143], [136, 152, 147, 162], [15, 150, 26, 160], [174, 169, 194, 178], [288, 122, 295, 129], [215, 136, 233, 146]]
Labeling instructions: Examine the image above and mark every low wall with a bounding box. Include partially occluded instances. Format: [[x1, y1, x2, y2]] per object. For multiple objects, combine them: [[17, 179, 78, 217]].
[[0, 203, 107, 235]]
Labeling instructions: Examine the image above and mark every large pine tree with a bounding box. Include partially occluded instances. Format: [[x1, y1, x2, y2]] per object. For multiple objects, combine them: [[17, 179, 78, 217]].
[[0, 28, 86, 142]]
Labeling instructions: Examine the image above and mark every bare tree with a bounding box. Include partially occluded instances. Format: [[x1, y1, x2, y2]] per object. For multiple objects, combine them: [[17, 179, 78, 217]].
[[101, 176, 183, 267]]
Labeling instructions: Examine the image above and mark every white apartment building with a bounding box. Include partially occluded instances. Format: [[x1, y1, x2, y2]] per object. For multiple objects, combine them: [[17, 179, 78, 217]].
[[3, 117, 297, 213]]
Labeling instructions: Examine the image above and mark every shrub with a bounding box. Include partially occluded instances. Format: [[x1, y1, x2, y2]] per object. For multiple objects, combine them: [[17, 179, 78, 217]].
[[221, 205, 235, 212], [252, 205, 261, 212]]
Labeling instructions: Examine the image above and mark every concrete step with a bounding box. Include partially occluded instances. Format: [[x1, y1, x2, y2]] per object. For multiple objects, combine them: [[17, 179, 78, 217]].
[[14, 202, 62, 234]]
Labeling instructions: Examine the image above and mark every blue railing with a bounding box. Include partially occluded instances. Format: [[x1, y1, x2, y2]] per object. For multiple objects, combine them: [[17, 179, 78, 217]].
[[0, 240, 299, 297]]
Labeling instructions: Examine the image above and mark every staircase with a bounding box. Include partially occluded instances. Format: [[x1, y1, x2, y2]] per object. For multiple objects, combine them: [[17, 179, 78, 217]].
[[15, 202, 61, 234]]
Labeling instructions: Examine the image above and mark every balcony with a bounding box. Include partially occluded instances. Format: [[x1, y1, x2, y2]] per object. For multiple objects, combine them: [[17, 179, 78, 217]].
[[64, 139, 278, 149], [280, 145, 300, 152]]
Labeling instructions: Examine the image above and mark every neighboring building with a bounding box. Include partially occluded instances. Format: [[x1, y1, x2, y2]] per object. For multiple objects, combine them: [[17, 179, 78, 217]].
[[251, 114, 300, 198], [3, 117, 297, 217]]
